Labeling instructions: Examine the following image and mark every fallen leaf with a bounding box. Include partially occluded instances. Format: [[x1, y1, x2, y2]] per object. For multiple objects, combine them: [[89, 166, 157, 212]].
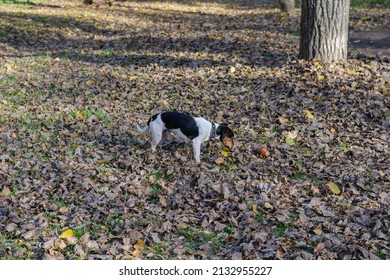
[[75, 110, 86, 119], [59, 229, 73, 239], [5, 223, 17, 232], [159, 195, 167, 207], [285, 131, 298, 146], [303, 109, 315, 119], [59, 207, 68, 213], [1, 187, 10, 196], [313, 223, 323, 235], [317, 74, 325, 81], [215, 157, 224, 165], [221, 150, 229, 157], [314, 243, 326, 253], [22, 230, 37, 240], [252, 204, 258, 213], [327, 181, 341, 195], [264, 202, 273, 209], [257, 145, 270, 158], [311, 185, 320, 195], [133, 239, 145, 258], [278, 116, 288, 125]]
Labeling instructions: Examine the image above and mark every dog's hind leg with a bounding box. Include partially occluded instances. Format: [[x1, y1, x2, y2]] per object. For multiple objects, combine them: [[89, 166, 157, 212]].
[[150, 124, 163, 152], [160, 130, 172, 147], [172, 129, 188, 145]]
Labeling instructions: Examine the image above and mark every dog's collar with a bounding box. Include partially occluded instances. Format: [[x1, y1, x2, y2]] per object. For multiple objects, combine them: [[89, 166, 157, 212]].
[[210, 123, 216, 138]]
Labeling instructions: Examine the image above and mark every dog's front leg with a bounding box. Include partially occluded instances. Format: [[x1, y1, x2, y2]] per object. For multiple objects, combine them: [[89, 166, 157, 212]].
[[192, 139, 202, 164]]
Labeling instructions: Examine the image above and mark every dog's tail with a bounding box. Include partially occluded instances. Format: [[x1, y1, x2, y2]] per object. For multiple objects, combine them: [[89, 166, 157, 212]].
[[136, 123, 149, 134]]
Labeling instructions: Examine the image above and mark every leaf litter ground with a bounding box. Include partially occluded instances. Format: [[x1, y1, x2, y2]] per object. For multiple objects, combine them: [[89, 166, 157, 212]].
[[0, 0, 389, 260]]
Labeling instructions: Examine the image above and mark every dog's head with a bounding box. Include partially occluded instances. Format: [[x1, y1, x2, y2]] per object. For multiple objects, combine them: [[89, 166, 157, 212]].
[[216, 123, 234, 150]]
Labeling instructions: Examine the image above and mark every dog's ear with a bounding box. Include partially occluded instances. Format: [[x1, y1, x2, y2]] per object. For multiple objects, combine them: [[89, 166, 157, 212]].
[[217, 125, 234, 137], [216, 124, 229, 135], [217, 125, 234, 150]]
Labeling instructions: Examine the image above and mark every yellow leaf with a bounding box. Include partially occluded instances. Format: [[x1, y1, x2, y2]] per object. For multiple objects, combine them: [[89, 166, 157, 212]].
[[286, 131, 298, 146], [303, 110, 315, 119], [278, 116, 288, 125], [59, 229, 73, 239], [134, 239, 144, 250], [157, 99, 169, 108], [221, 150, 229, 157], [86, 79, 94, 86], [264, 202, 272, 209], [287, 131, 298, 139], [252, 204, 258, 213], [317, 74, 325, 81], [75, 110, 86, 119], [327, 181, 341, 195], [133, 239, 145, 257]]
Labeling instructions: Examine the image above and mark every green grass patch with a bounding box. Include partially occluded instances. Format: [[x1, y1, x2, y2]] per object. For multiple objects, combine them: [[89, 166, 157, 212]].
[[256, 131, 274, 145], [101, 212, 125, 235], [288, 172, 320, 183], [256, 211, 265, 223], [376, 251, 386, 260], [73, 227, 88, 240], [178, 226, 233, 253], [53, 199, 66, 208], [149, 242, 169, 258], [69, 107, 111, 126], [273, 222, 286, 238], [150, 183, 161, 196]]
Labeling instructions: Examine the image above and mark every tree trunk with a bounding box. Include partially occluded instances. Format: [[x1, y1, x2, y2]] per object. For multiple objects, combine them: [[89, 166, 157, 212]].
[[279, 0, 295, 16], [299, 0, 350, 61]]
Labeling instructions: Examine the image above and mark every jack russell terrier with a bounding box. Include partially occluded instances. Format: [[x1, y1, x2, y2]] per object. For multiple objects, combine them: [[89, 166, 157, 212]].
[[136, 111, 234, 164]]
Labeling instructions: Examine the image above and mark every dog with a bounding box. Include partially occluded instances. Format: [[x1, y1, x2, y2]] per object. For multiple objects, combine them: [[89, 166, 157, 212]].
[[136, 111, 234, 164]]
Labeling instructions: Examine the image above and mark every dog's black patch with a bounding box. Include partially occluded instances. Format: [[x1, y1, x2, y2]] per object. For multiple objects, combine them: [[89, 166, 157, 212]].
[[216, 124, 234, 139], [160, 112, 199, 139], [147, 113, 159, 126]]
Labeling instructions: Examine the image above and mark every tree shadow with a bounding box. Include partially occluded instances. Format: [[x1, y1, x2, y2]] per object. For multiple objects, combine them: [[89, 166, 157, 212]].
[[0, 2, 294, 68], [122, 0, 277, 8]]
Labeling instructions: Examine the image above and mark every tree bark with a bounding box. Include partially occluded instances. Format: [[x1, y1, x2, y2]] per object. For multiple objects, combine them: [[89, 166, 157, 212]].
[[299, 0, 350, 61]]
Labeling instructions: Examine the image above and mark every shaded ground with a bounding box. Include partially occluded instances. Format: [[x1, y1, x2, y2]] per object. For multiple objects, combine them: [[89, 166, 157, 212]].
[[349, 29, 390, 58], [0, 0, 389, 260]]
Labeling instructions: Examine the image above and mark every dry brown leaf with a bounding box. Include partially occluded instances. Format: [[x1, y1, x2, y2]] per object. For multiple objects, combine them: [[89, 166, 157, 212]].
[[314, 243, 326, 254], [1, 187, 10, 196], [257, 145, 271, 158], [313, 223, 323, 235]]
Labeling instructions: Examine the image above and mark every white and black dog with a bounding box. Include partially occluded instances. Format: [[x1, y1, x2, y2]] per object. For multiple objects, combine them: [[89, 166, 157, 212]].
[[136, 111, 234, 164]]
